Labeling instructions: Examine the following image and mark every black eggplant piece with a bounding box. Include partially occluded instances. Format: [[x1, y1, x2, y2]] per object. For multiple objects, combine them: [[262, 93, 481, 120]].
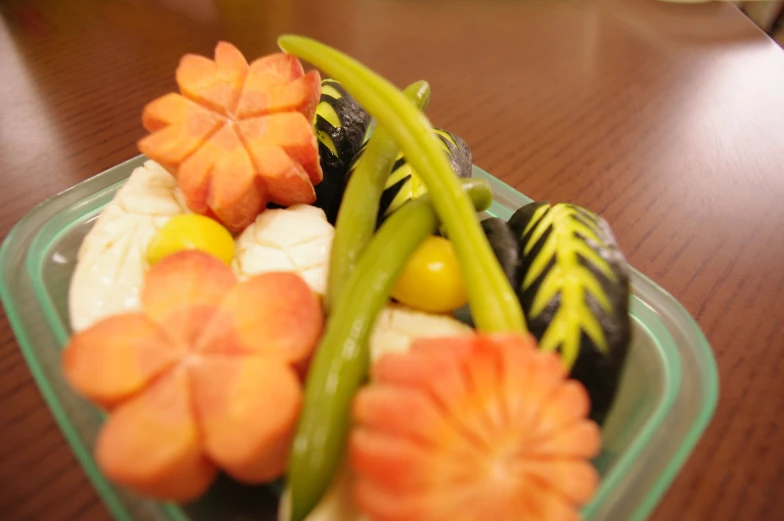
[[508, 201, 631, 425], [480, 217, 523, 291], [313, 78, 370, 223], [352, 128, 472, 225]]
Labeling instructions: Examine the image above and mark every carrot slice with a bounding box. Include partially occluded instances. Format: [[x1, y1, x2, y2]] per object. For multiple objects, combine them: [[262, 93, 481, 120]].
[[349, 428, 478, 492], [62, 314, 181, 410], [176, 42, 249, 116], [177, 138, 218, 215], [137, 113, 224, 176], [352, 479, 465, 521], [351, 333, 601, 521], [95, 369, 218, 501], [271, 70, 322, 122], [241, 111, 323, 185], [371, 344, 497, 449], [202, 124, 267, 232], [190, 355, 302, 482], [234, 53, 310, 119], [141, 251, 236, 347], [140, 93, 225, 134], [237, 114, 319, 205], [139, 43, 321, 233], [250, 52, 306, 80], [236, 67, 321, 122], [197, 271, 323, 367], [352, 386, 475, 454]]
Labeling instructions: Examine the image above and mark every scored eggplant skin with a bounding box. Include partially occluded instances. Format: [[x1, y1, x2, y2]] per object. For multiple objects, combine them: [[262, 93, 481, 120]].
[[313, 79, 370, 224], [508, 201, 631, 425], [356, 128, 472, 225], [480, 217, 523, 291]]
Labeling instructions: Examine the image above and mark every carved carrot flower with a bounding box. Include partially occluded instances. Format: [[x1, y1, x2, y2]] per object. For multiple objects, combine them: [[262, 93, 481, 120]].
[[138, 42, 323, 232], [62, 251, 323, 501], [350, 333, 601, 521]]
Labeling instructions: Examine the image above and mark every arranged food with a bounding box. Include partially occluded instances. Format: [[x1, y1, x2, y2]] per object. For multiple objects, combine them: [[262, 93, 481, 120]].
[[62, 36, 632, 521]]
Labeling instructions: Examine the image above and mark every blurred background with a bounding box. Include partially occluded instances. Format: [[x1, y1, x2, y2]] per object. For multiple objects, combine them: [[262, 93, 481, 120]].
[[734, 1, 784, 45]]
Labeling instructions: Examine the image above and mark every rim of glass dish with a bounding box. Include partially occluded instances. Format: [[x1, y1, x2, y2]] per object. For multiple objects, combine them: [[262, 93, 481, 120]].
[[0, 157, 718, 521], [0, 157, 190, 521], [619, 269, 719, 521]]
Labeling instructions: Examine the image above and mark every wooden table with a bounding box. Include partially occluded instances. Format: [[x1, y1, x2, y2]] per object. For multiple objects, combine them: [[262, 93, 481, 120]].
[[1, 0, 782, 519]]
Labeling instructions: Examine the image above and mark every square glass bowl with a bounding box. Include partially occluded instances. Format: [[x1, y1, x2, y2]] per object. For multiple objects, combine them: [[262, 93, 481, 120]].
[[0, 155, 719, 521]]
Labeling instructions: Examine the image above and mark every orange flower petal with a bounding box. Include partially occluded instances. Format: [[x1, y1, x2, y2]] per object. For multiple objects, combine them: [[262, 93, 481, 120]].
[[349, 428, 477, 493], [235, 53, 307, 119], [499, 337, 570, 435], [141, 92, 225, 134], [238, 111, 323, 186], [531, 380, 592, 440], [177, 141, 216, 215], [137, 93, 225, 174], [190, 355, 302, 483], [205, 125, 267, 233], [176, 41, 249, 116], [95, 369, 218, 502], [246, 145, 314, 207], [371, 348, 496, 449], [197, 272, 323, 367], [62, 314, 182, 410], [513, 459, 599, 505], [141, 251, 236, 347], [352, 479, 461, 521], [352, 385, 476, 455], [278, 70, 322, 123]]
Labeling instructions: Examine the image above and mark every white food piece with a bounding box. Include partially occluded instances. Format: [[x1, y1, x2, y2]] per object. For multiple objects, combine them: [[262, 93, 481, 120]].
[[233, 205, 334, 295], [68, 161, 189, 332], [370, 303, 476, 362], [70, 162, 337, 333]]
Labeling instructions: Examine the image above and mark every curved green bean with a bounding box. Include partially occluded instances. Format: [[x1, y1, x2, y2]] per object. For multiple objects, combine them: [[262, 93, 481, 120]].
[[287, 179, 494, 521], [278, 35, 526, 335], [326, 80, 431, 313]]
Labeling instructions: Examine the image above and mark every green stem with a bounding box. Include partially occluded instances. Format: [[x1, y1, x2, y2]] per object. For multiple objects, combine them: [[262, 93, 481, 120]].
[[326, 80, 431, 313], [279, 35, 526, 334], [288, 179, 493, 521]]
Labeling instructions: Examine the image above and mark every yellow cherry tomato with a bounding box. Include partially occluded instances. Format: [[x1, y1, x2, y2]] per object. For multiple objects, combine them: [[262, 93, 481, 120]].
[[147, 214, 235, 266], [391, 235, 468, 313]]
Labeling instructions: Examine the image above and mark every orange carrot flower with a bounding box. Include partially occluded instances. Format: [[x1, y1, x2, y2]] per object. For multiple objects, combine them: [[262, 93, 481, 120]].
[[350, 333, 601, 521], [63, 251, 323, 501], [138, 42, 323, 233]]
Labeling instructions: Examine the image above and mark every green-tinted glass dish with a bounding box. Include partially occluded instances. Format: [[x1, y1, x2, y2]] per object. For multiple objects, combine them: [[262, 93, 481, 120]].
[[0, 155, 719, 521]]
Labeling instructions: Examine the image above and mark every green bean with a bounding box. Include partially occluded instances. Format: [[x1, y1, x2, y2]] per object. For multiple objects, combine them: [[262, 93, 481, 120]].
[[287, 179, 494, 521], [325, 80, 431, 313], [278, 35, 526, 334]]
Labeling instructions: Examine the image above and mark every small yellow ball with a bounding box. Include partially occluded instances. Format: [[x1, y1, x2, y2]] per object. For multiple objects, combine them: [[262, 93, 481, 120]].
[[147, 214, 235, 266], [391, 235, 468, 314]]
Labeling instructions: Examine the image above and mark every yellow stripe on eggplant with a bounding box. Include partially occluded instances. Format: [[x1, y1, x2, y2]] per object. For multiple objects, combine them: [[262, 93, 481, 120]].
[[315, 102, 341, 128], [312, 79, 370, 224], [433, 127, 459, 148], [320, 83, 343, 100], [346, 128, 473, 225], [508, 201, 631, 425], [315, 129, 339, 158]]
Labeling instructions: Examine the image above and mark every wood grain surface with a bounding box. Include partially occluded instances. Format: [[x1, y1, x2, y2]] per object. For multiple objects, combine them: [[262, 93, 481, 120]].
[[1, 0, 783, 520]]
